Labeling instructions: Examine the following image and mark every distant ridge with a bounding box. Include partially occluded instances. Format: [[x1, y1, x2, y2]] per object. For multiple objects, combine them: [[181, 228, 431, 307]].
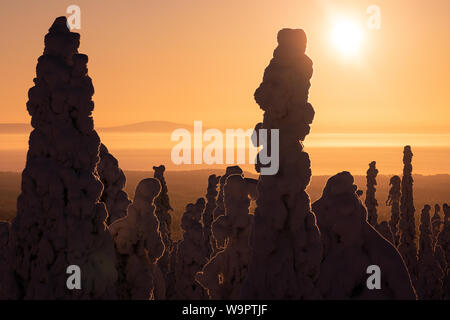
[[2, 121, 449, 134], [97, 121, 197, 132], [0, 121, 198, 134]]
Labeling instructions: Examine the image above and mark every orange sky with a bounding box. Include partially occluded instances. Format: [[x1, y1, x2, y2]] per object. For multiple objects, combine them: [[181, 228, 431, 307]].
[[1, 0, 449, 133]]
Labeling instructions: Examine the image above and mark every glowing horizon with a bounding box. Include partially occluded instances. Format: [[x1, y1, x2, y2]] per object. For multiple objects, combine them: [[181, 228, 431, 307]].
[[0, 1, 449, 130], [0, 0, 449, 175]]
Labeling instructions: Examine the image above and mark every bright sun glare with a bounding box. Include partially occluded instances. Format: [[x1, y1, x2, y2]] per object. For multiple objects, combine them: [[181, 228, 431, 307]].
[[332, 20, 363, 56]]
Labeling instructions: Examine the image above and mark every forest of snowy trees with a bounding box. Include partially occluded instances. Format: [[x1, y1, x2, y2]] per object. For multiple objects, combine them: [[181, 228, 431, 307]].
[[0, 17, 448, 300]]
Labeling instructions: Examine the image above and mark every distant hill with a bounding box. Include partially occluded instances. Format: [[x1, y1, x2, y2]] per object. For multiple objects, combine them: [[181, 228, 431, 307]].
[[98, 121, 198, 133], [3, 121, 450, 134], [0, 121, 199, 134]]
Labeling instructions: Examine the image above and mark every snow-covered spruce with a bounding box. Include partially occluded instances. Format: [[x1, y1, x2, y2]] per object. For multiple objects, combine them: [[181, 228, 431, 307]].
[[365, 161, 379, 227], [202, 174, 221, 259], [398, 146, 418, 287], [386, 175, 401, 246], [312, 171, 416, 299], [437, 204, 450, 267], [109, 178, 165, 299], [152, 165, 174, 297], [364, 162, 392, 242], [210, 166, 243, 256], [153, 165, 173, 249], [7, 17, 118, 299], [174, 198, 208, 299], [212, 167, 243, 222], [98, 144, 131, 225], [437, 204, 450, 298], [241, 29, 323, 299], [431, 204, 442, 249], [197, 175, 254, 299], [417, 205, 443, 299]]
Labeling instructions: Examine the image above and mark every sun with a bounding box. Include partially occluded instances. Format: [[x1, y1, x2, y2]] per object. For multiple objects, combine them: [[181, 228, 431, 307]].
[[331, 20, 363, 56]]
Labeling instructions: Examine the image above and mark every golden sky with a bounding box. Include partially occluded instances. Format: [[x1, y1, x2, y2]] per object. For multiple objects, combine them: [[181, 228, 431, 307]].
[[0, 1, 449, 174], [1, 0, 449, 133]]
